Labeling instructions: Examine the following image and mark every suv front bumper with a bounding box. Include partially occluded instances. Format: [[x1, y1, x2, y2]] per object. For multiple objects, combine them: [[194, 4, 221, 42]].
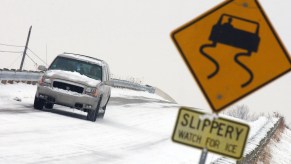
[[36, 86, 99, 110]]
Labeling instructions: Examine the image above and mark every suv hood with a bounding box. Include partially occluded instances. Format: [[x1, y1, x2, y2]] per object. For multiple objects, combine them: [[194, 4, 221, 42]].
[[45, 70, 101, 87]]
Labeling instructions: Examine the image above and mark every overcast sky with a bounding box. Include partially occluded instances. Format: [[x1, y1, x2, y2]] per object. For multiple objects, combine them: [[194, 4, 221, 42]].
[[0, 0, 290, 122]]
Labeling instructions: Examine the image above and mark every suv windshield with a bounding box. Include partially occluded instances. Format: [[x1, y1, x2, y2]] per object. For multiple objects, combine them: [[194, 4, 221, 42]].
[[49, 56, 102, 81]]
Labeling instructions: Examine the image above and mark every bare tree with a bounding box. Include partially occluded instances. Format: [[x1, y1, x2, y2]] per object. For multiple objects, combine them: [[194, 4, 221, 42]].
[[223, 105, 258, 121]]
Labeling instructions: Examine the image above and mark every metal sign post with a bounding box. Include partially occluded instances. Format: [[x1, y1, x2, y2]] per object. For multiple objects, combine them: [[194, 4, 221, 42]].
[[199, 148, 208, 164]]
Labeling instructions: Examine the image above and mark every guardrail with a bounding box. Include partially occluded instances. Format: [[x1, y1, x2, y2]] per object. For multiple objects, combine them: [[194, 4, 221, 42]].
[[0, 69, 155, 93], [0, 70, 41, 80], [111, 78, 155, 93]]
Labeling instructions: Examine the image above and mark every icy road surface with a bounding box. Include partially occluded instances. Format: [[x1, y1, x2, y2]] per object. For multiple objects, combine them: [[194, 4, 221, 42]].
[[0, 83, 204, 164]]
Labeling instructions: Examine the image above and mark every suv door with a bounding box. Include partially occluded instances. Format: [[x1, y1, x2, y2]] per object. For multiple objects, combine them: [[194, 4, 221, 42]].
[[100, 64, 111, 108]]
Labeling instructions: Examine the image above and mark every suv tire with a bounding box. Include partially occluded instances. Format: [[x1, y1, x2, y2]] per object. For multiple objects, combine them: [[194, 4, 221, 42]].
[[87, 97, 102, 122], [34, 96, 44, 110], [98, 96, 110, 119], [45, 103, 54, 109]]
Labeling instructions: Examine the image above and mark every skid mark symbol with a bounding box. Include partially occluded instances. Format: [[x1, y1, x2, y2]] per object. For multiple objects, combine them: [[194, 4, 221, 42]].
[[234, 51, 253, 88], [199, 42, 219, 79]]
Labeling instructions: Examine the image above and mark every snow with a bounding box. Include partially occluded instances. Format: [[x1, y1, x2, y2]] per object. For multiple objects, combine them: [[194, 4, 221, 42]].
[[0, 83, 285, 163], [246, 117, 279, 151], [199, 112, 219, 121], [0, 83, 184, 163], [269, 128, 291, 164], [0, 83, 36, 103], [211, 116, 280, 163], [46, 70, 101, 87], [111, 88, 168, 102]]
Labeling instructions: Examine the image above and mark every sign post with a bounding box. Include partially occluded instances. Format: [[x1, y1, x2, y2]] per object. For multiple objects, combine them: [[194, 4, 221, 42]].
[[172, 108, 249, 159], [199, 148, 208, 164], [171, 0, 291, 112]]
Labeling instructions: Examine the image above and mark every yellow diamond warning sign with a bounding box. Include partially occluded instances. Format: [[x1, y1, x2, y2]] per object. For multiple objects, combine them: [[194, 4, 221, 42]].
[[172, 0, 291, 112], [172, 108, 249, 159]]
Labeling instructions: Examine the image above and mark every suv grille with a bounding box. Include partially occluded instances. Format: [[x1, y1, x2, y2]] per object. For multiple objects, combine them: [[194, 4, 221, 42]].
[[53, 81, 84, 94]]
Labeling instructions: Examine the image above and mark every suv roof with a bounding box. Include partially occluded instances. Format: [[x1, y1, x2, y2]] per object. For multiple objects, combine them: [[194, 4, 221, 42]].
[[59, 52, 106, 66]]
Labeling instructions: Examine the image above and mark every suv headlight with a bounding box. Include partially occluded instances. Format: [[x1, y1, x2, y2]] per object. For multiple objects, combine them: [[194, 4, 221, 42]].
[[85, 87, 99, 97], [39, 76, 51, 87]]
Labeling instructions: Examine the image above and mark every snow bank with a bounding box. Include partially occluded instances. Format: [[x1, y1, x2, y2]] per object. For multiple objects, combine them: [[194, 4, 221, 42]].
[[248, 117, 269, 140], [211, 116, 280, 163], [111, 88, 167, 102], [245, 117, 279, 153], [270, 128, 291, 164]]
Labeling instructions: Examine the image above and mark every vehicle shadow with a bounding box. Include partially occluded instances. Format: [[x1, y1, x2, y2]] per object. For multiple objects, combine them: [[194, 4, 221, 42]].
[[43, 107, 87, 121], [8, 103, 86, 121]]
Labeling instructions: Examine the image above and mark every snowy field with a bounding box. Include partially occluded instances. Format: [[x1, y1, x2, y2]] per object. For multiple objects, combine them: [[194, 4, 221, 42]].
[[0, 83, 287, 163]]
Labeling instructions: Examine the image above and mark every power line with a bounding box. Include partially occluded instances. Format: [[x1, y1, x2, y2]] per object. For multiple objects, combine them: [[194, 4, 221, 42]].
[[26, 53, 38, 66], [7, 53, 23, 68], [0, 43, 24, 48], [27, 48, 47, 66], [0, 50, 23, 53]]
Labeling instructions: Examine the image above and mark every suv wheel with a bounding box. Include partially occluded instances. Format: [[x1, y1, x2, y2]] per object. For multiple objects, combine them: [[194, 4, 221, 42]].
[[98, 96, 110, 119], [34, 96, 44, 110], [45, 103, 54, 109], [87, 98, 102, 122], [87, 109, 98, 122]]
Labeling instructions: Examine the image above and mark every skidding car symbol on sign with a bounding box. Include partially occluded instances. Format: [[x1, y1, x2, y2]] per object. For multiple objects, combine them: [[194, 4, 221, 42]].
[[171, 0, 291, 112], [200, 14, 260, 88]]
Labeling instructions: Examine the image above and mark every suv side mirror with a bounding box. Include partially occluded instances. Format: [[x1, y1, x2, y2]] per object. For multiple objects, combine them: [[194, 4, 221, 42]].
[[38, 65, 47, 71], [103, 80, 114, 87]]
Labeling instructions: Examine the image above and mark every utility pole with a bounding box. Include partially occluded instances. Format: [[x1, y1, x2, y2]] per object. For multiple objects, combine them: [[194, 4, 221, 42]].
[[46, 44, 47, 66], [20, 26, 32, 71]]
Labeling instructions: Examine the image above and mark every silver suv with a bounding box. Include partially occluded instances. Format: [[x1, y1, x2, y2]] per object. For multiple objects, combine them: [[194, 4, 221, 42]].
[[34, 53, 111, 121]]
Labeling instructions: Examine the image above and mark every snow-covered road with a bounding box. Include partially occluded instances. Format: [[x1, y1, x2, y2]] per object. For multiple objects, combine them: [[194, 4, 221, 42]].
[[0, 84, 201, 164]]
